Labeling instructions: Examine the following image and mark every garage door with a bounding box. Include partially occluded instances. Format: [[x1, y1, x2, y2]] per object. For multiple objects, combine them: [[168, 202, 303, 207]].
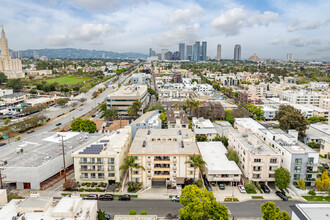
[[152, 180, 166, 188]]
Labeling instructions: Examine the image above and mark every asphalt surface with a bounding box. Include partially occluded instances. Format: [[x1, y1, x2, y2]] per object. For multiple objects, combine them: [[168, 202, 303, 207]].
[[4, 65, 139, 143], [98, 199, 303, 219]]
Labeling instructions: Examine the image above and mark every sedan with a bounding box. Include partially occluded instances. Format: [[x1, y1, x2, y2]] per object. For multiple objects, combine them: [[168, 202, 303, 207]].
[[27, 130, 35, 134], [275, 191, 288, 201], [118, 194, 131, 201], [260, 184, 270, 193], [218, 183, 225, 190], [56, 123, 62, 126], [238, 185, 246, 193], [99, 194, 114, 201], [171, 195, 180, 202], [83, 194, 98, 200]]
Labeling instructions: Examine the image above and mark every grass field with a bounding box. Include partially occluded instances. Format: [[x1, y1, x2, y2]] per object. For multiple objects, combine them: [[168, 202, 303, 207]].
[[46, 76, 91, 85], [302, 196, 330, 201]]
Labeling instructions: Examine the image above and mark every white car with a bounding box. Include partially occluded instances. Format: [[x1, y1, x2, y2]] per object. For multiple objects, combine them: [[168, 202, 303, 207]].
[[238, 185, 246, 193], [171, 195, 180, 202]]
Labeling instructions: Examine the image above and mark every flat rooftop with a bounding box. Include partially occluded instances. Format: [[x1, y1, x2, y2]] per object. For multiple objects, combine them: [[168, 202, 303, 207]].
[[129, 129, 199, 156], [0, 132, 102, 167], [109, 85, 147, 98], [197, 142, 241, 175], [235, 118, 266, 133], [131, 110, 161, 125], [291, 203, 330, 220]]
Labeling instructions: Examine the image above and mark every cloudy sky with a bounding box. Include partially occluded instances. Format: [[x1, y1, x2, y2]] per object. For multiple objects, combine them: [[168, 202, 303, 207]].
[[1, 0, 330, 60]]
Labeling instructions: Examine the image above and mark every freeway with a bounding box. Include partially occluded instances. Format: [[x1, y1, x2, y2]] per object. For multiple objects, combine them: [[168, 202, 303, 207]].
[[4, 64, 140, 142], [97, 199, 303, 219]]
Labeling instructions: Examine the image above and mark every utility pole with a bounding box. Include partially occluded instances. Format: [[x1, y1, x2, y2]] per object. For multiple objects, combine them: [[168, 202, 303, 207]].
[[61, 135, 67, 182], [0, 168, 5, 189]]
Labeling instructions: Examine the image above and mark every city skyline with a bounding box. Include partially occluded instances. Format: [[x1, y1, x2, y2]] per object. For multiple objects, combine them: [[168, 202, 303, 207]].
[[0, 0, 330, 60]]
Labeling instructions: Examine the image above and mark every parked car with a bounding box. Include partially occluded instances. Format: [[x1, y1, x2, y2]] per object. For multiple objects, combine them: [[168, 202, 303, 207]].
[[92, 114, 96, 118], [171, 195, 180, 202], [105, 214, 111, 220], [99, 194, 114, 201], [56, 123, 62, 126], [218, 183, 225, 190], [83, 194, 98, 200], [275, 191, 288, 201], [27, 130, 35, 134], [0, 143, 6, 147], [260, 184, 270, 193], [238, 185, 246, 193], [118, 194, 131, 201]]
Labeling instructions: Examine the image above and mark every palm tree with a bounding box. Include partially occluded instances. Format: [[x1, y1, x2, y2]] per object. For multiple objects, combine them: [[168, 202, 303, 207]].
[[172, 103, 180, 110], [185, 154, 206, 183], [120, 156, 145, 183], [102, 109, 118, 121]]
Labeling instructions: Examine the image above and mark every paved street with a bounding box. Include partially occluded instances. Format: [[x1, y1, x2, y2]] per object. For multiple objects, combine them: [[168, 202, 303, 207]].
[[97, 199, 303, 218]]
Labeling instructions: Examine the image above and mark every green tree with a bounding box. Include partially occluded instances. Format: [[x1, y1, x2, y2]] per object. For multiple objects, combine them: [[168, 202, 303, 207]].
[[179, 185, 229, 220], [225, 111, 234, 124], [159, 112, 167, 124], [274, 168, 291, 190], [127, 100, 142, 117], [245, 104, 264, 120], [3, 118, 11, 125], [226, 149, 239, 164], [129, 210, 136, 215], [275, 105, 309, 137], [119, 156, 145, 183], [148, 87, 156, 96], [185, 154, 206, 183], [140, 210, 147, 215], [71, 118, 83, 131], [260, 201, 291, 220], [97, 209, 106, 220], [6, 78, 23, 92], [149, 104, 165, 112], [56, 98, 70, 106], [315, 170, 330, 191], [100, 103, 107, 112], [296, 179, 305, 190], [80, 119, 97, 133], [102, 109, 118, 121], [196, 134, 207, 142], [0, 72, 8, 84], [307, 142, 321, 149], [220, 136, 229, 147]]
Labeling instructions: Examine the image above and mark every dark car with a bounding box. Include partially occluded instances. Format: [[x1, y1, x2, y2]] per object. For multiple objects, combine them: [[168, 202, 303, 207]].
[[218, 183, 225, 190], [260, 184, 270, 193], [27, 130, 35, 134], [99, 194, 114, 201], [0, 143, 6, 147], [83, 194, 98, 200], [118, 194, 131, 201], [56, 123, 62, 126], [105, 214, 111, 220], [275, 191, 288, 201]]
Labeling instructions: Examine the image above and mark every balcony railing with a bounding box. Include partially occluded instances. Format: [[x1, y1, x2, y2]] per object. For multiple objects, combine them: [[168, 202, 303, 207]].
[[306, 178, 316, 181], [80, 161, 104, 164]]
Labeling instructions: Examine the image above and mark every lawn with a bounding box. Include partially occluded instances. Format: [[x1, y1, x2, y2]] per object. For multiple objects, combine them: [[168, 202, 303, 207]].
[[252, 196, 264, 199], [302, 196, 330, 201], [46, 76, 91, 85]]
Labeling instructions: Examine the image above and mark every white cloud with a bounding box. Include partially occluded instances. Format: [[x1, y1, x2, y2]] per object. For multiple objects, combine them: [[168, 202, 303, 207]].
[[288, 20, 321, 32], [43, 34, 69, 47], [154, 23, 200, 47], [166, 5, 204, 24], [211, 8, 278, 35], [288, 37, 321, 47], [268, 39, 283, 45], [68, 0, 121, 11]]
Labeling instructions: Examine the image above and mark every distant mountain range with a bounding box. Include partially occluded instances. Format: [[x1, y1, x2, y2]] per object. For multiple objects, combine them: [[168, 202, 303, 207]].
[[16, 48, 148, 60]]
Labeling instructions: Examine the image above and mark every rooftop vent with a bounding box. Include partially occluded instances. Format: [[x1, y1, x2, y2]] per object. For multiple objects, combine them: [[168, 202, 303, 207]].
[[181, 141, 184, 148], [147, 130, 151, 135], [0, 160, 7, 166], [178, 130, 182, 135], [143, 140, 146, 147], [16, 148, 23, 154]]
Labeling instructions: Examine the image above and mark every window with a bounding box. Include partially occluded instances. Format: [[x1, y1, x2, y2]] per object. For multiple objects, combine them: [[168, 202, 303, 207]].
[[190, 164, 194, 168], [269, 166, 277, 171], [189, 171, 194, 174], [254, 159, 261, 163], [81, 173, 88, 179], [108, 158, 114, 164], [253, 174, 260, 179], [133, 171, 139, 174], [81, 166, 87, 171], [269, 174, 275, 178], [108, 173, 115, 177], [294, 174, 300, 180], [294, 166, 301, 173], [91, 173, 96, 179], [253, 166, 261, 171], [80, 158, 87, 163], [270, 158, 277, 163], [96, 158, 103, 164], [98, 173, 104, 179], [108, 165, 114, 171], [148, 171, 151, 173], [295, 158, 302, 165], [307, 158, 314, 164]]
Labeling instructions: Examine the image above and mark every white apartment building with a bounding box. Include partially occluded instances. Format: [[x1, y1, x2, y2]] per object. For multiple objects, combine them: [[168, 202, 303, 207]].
[[197, 142, 242, 184], [0, 132, 102, 190], [319, 98, 330, 111], [158, 88, 190, 99], [260, 105, 277, 120], [228, 129, 281, 183], [129, 110, 162, 139], [248, 85, 264, 96], [106, 85, 149, 116], [302, 104, 329, 119], [167, 109, 189, 129], [310, 82, 328, 90], [235, 118, 319, 187], [128, 129, 199, 188], [282, 90, 322, 106], [0, 193, 97, 220], [72, 126, 131, 185], [192, 117, 218, 140], [304, 123, 330, 158], [215, 75, 240, 86], [0, 89, 13, 97]]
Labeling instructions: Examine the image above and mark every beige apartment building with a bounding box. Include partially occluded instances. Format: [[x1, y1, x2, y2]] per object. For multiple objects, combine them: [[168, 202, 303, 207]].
[[106, 85, 149, 116], [228, 129, 281, 183], [72, 126, 131, 184], [319, 99, 330, 111], [128, 129, 199, 188]]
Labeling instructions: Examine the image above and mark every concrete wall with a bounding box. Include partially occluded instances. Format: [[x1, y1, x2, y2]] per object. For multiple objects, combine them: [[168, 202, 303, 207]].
[[0, 190, 7, 205]]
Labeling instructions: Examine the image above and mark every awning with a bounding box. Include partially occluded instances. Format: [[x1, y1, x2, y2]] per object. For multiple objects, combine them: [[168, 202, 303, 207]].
[[176, 177, 185, 184]]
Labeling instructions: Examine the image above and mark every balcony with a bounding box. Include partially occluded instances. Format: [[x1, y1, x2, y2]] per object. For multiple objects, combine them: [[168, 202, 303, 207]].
[[306, 178, 316, 181], [153, 159, 170, 164], [80, 161, 103, 164], [153, 175, 171, 179], [154, 167, 170, 171], [80, 168, 96, 172]]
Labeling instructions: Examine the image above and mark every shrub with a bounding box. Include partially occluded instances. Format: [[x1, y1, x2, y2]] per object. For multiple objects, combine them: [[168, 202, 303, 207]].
[[129, 210, 136, 215], [244, 181, 257, 194], [86, 183, 90, 187], [140, 210, 147, 215], [308, 190, 316, 196], [233, 198, 239, 201], [63, 179, 77, 190], [224, 198, 232, 201], [95, 188, 101, 192], [195, 179, 203, 188], [81, 183, 86, 186], [100, 182, 104, 187], [87, 189, 92, 192], [255, 182, 263, 193], [78, 188, 84, 192]]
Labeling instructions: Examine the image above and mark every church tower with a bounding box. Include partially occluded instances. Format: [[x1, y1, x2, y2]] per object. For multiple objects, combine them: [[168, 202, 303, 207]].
[[0, 26, 10, 58]]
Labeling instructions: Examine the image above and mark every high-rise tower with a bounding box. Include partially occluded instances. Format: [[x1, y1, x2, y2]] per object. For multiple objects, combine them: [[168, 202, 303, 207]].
[[186, 45, 192, 61], [201, 41, 207, 61], [179, 43, 185, 60], [234, 44, 241, 61], [193, 41, 200, 62], [216, 44, 221, 60]]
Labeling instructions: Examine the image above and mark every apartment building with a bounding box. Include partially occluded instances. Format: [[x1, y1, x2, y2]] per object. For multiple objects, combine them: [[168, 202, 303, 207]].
[[319, 98, 330, 111], [304, 123, 330, 158], [248, 85, 264, 96], [167, 109, 189, 129], [282, 90, 322, 106], [0, 89, 13, 97], [234, 118, 319, 187], [302, 104, 329, 119], [216, 75, 240, 86], [106, 85, 149, 116], [228, 129, 281, 183], [237, 91, 262, 105], [198, 142, 242, 184], [192, 117, 217, 140], [131, 73, 149, 85], [72, 126, 131, 184], [129, 110, 162, 139], [128, 129, 199, 188], [158, 88, 190, 99], [260, 105, 277, 120]]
